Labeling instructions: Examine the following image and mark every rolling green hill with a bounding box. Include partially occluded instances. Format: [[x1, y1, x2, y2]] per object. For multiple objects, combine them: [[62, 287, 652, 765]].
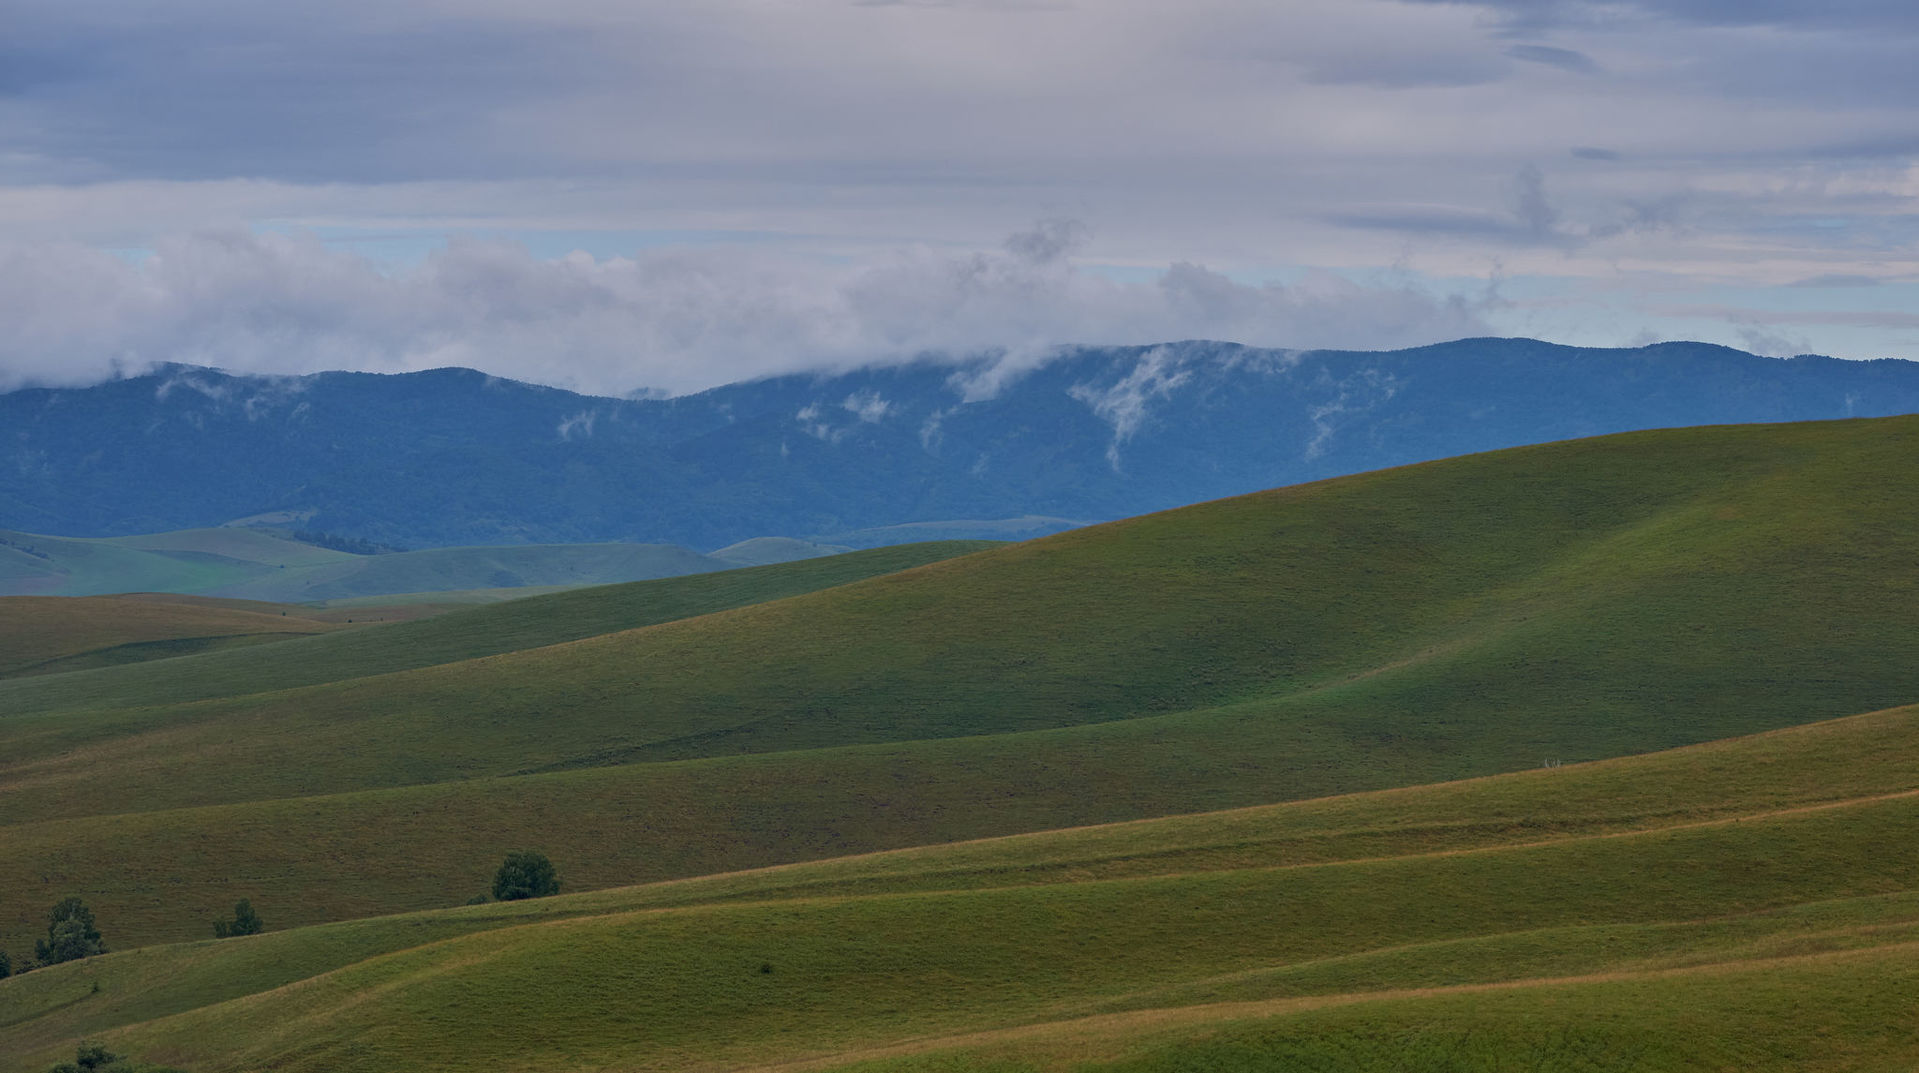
[[0, 526, 853, 602], [3, 703, 1916, 1071], [0, 596, 342, 680], [0, 527, 353, 597], [0, 540, 998, 720], [1, 415, 1916, 969]]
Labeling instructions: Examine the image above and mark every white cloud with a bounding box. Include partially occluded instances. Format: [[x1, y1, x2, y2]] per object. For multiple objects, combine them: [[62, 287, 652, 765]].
[[0, 225, 1487, 396], [556, 409, 598, 440], [842, 390, 894, 423], [1068, 346, 1199, 469], [7, 0, 1919, 370]]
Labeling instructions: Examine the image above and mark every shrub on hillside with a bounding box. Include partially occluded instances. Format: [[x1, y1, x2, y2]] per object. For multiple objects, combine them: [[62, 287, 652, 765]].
[[45, 1042, 191, 1073], [492, 851, 561, 901], [212, 899, 263, 939], [35, 898, 106, 965], [0, 949, 11, 977]]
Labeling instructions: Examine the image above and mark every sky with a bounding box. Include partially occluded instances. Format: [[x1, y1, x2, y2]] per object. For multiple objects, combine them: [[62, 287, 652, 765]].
[[4, 0, 1919, 396]]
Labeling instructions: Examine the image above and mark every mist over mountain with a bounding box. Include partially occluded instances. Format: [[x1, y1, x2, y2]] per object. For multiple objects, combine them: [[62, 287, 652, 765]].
[[5, 337, 1917, 550]]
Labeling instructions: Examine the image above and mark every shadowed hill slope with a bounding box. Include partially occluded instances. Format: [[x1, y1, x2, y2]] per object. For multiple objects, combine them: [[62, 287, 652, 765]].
[[1, 416, 1916, 956]]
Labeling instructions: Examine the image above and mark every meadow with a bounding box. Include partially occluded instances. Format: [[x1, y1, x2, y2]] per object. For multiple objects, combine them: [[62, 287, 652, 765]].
[[3, 703, 1916, 1070], [2, 415, 1916, 1069]]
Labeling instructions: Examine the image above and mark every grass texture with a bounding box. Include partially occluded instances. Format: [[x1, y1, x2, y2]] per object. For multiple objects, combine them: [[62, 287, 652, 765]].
[[2, 416, 1917, 1069], [1, 703, 1915, 1071], [1, 418, 1917, 957], [0, 597, 340, 679]]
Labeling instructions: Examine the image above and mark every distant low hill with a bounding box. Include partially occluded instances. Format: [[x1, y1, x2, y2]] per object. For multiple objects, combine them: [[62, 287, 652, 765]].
[[0, 525, 852, 600], [4, 337, 1918, 549], [3, 415, 1916, 962], [0, 594, 346, 679]]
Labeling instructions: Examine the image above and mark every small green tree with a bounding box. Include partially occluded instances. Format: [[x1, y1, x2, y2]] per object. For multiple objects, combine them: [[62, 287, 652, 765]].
[[35, 898, 105, 965], [46, 1041, 120, 1073], [213, 898, 263, 938], [0, 949, 11, 978], [492, 851, 560, 901]]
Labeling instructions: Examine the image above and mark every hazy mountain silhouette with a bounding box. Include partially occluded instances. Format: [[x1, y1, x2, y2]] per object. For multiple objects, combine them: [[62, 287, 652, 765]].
[[5, 338, 1916, 549]]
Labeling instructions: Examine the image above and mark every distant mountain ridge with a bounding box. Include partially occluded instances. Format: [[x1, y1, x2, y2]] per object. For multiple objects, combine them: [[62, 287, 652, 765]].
[[5, 337, 1918, 549]]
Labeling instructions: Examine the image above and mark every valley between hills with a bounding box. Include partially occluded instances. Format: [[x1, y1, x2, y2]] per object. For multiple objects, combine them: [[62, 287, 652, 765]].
[[3, 414, 1919, 1071]]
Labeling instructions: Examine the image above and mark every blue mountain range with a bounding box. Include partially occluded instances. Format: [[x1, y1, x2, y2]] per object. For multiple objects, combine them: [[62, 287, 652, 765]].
[[5, 337, 1917, 549]]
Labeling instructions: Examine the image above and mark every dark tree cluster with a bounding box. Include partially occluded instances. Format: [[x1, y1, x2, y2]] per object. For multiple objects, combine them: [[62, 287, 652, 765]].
[[491, 851, 561, 901], [48, 1043, 123, 1073], [212, 899, 263, 939], [46, 1042, 190, 1073], [36, 898, 106, 966]]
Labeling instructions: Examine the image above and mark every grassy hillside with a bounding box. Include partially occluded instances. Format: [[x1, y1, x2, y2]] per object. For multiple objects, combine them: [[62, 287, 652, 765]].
[[0, 527, 353, 597], [0, 526, 854, 602], [711, 536, 854, 566], [1, 417, 1917, 957], [0, 540, 997, 721], [0, 596, 342, 679], [3, 703, 1916, 1071], [205, 539, 724, 602]]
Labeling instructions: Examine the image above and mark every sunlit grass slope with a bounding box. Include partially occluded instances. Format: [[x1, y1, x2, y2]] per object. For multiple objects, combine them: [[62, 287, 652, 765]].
[[0, 596, 340, 679], [4, 705, 1917, 1072], [1, 417, 1916, 954]]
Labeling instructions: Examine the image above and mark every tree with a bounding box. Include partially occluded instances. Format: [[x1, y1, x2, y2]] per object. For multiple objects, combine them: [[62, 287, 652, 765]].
[[0, 949, 10, 978], [46, 1041, 122, 1073], [213, 898, 263, 938], [492, 851, 560, 901], [34, 898, 105, 965]]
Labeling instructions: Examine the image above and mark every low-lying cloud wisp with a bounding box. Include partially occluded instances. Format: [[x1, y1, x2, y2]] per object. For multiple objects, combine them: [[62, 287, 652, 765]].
[[0, 224, 1487, 397]]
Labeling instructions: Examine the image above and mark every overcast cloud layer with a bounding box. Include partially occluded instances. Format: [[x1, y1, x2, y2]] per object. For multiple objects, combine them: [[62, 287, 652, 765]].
[[4, 0, 1918, 392]]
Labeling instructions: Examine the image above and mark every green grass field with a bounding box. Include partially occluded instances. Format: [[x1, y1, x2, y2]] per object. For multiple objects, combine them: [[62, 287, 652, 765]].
[[3, 703, 1916, 1071], [0, 418, 1915, 947], [0, 597, 343, 679], [1, 416, 1916, 1070], [0, 540, 997, 720]]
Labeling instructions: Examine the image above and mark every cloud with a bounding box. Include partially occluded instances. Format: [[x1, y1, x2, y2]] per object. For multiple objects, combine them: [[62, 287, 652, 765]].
[[1400, 0, 1919, 34], [1306, 367, 1401, 459], [7, 0, 1919, 369], [556, 410, 598, 440], [842, 390, 894, 422], [1512, 164, 1560, 241], [0, 4, 624, 185], [1068, 345, 1198, 469], [1733, 325, 1813, 358], [1504, 44, 1600, 74], [1788, 274, 1884, 288], [1660, 304, 1919, 330], [1328, 166, 1584, 250], [0, 224, 1489, 396]]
